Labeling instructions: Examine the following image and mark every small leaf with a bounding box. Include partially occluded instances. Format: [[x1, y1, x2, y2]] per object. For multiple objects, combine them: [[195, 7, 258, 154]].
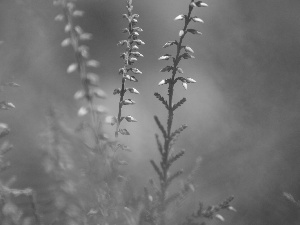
[[133, 39, 145, 45], [78, 107, 89, 116], [80, 33, 93, 40], [177, 68, 184, 73], [74, 90, 86, 100], [93, 105, 107, 114], [179, 30, 185, 37], [228, 206, 237, 212], [190, 2, 197, 7], [158, 54, 172, 60], [122, 99, 136, 105], [125, 115, 137, 122], [195, 1, 208, 7], [186, 77, 196, 83], [124, 75, 138, 82], [131, 52, 144, 58], [184, 46, 194, 53], [118, 40, 128, 46], [181, 53, 195, 59], [54, 14, 64, 21], [119, 129, 130, 135], [131, 68, 142, 74], [73, 10, 84, 17], [87, 60, 100, 67], [86, 73, 99, 85], [133, 27, 143, 32], [91, 88, 106, 99], [75, 26, 84, 35], [158, 79, 168, 86], [129, 57, 138, 63], [160, 66, 173, 72], [64, 23, 71, 32], [182, 82, 187, 90], [113, 88, 121, 95], [163, 41, 177, 48], [127, 87, 140, 94], [132, 45, 139, 50], [61, 38, 71, 47], [106, 116, 117, 126], [187, 29, 202, 35], [67, 63, 78, 73], [192, 16, 204, 23], [174, 14, 185, 21], [215, 214, 225, 222], [130, 31, 139, 37]]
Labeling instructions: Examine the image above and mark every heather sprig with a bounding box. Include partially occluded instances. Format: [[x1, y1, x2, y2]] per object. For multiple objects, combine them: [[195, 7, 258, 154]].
[[148, 1, 235, 225], [182, 196, 236, 225], [53, 0, 107, 155], [113, 0, 144, 137], [0, 79, 42, 224], [53, 2, 131, 224]]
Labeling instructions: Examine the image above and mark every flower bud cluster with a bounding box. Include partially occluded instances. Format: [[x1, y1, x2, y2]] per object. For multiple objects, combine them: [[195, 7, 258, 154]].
[[114, 0, 144, 137], [157, 0, 208, 92]]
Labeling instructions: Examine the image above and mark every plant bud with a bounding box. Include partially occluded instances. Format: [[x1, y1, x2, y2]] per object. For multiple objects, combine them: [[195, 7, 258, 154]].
[[174, 14, 185, 21]]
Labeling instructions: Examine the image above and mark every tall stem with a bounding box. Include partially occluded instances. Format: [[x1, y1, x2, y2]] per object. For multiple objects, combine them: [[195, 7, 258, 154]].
[[158, 5, 193, 225]]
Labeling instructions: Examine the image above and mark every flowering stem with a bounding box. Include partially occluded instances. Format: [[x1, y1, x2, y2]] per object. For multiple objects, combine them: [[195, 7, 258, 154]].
[[158, 5, 194, 225]]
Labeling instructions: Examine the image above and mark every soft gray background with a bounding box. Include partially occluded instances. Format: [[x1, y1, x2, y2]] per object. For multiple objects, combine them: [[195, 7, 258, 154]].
[[0, 0, 300, 224]]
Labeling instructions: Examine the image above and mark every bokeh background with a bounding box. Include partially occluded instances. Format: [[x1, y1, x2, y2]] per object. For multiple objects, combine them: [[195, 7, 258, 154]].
[[0, 0, 300, 224]]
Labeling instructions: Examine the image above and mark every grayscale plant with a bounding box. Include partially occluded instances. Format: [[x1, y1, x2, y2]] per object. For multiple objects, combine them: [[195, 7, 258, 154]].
[[144, 1, 235, 225], [113, 0, 144, 138]]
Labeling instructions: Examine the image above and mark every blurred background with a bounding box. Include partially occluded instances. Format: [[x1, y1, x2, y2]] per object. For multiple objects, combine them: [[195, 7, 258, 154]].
[[0, 0, 300, 224]]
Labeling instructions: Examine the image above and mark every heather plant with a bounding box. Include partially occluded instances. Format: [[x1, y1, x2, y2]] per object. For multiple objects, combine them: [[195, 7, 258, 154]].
[[0, 79, 41, 225], [50, 1, 236, 225], [52, 0, 131, 224], [113, 0, 144, 138], [139, 1, 235, 225]]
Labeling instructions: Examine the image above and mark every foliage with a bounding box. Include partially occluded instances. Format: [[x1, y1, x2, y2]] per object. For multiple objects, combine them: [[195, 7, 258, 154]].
[[0, 78, 41, 224], [1, 1, 238, 225], [143, 1, 235, 225]]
